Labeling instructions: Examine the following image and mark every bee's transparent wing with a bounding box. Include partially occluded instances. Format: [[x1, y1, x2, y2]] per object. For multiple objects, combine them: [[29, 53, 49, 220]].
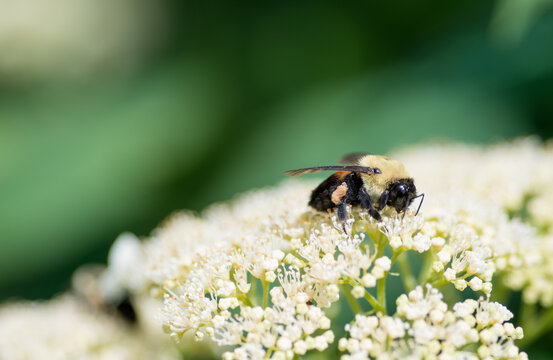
[[285, 165, 379, 176], [338, 153, 370, 165]]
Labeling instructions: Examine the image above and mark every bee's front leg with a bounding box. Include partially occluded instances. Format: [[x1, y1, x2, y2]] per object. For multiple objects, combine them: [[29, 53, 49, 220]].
[[377, 190, 390, 211]]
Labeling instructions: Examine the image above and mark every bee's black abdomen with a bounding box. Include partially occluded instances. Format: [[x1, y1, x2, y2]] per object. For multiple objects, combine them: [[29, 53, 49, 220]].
[[309, 173, 343, 211], [309, 172, 362, 211]]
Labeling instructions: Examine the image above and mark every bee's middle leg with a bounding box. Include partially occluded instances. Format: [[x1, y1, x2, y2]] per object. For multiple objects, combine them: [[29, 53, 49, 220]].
[[336, 201, 349, 234], [358, 187, 381, 221]]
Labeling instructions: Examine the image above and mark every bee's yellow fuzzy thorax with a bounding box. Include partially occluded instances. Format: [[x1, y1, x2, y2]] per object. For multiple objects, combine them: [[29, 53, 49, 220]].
[[358, 155, 410, 199]]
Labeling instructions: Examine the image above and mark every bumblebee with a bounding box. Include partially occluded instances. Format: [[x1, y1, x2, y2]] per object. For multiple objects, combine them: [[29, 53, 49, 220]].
[[285, 153, 424, 232]]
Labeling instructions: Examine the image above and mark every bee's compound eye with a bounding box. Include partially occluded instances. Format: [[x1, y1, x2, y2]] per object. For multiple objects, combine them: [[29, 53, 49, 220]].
[[397, 184, 407, 194]]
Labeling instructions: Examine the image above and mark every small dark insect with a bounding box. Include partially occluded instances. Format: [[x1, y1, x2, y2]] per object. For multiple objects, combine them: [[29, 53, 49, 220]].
[[72, 265, 137, 324], [285, 153, 424, 233]]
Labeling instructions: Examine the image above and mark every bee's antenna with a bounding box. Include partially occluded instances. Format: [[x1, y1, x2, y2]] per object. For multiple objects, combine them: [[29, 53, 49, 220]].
[[414, 193, 425, 216]]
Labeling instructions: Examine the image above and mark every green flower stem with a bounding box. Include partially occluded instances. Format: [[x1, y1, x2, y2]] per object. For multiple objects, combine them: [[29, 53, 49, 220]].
[[431, 278, 448, 288], [518, 302, 553, 349], [390, 250, 402, 263], [395, 252, 416, 292], [340, 284, 362, 314], [376, 233, 386, 255], [264, 347, 274, 359], [374, 232, 388, 313], [377, 276, 387, 314], [250, 277, 257, 302], [238, 294, 254, 307], [418, 251, 436, 285], [262, 280, 269, 308], [364, 291, 384, 313]]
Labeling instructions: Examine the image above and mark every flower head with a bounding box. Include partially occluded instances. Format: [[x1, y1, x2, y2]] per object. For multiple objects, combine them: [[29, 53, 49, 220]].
[[395, 138, 553, 304], [0, 295, 182, 360], [144, 174, 530, 358], [340, 286, 526, 360]]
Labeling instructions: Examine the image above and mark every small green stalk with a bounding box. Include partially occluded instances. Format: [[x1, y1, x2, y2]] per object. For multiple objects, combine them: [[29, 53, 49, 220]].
[[238, 294, 254, 307], [363, 292, 382, 312], [373, 232, 388, 313], [262, 280, 269, 308], [377, 276, 387, 314], [396, 252, 417, 292], [418, 251, 436, 284], [340, 284, 363, 314]]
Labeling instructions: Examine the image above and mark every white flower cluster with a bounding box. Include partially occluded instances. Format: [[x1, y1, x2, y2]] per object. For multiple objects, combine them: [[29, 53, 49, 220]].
[[352, 177, 539, 297], [216, 268, 335, 359], [420, 191, 541, 294], [5, 139, 548, 358], [0, 230, 215, 360], [503, 234, 553, 305], [395, 138, 553, 215], [0, 295, 181, 360], [143, 175, 532, 358], [151, 182, 403, 359], [373, 197, 499, 294], [340, 286, 526, 360], [395, 138, 553, 305]]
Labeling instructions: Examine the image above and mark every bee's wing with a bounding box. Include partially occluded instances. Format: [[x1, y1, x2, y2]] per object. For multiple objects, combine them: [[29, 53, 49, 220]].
[[338, 153, 370, 165], [285, 165, 379, 176]]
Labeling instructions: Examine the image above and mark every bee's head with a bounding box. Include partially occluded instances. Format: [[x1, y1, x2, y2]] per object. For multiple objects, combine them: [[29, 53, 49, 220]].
[[388, 179, 417, 213]]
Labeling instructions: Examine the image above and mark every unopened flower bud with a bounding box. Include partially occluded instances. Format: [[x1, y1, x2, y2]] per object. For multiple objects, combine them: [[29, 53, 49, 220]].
[[352, 286, 365, 299]]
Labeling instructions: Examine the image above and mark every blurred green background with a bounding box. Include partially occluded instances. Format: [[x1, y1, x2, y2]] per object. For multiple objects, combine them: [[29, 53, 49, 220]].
[[2, 0, 553, 306]]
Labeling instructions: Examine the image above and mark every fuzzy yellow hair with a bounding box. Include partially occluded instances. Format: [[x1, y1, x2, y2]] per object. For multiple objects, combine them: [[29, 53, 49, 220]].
[[357, 155, 410, 199]]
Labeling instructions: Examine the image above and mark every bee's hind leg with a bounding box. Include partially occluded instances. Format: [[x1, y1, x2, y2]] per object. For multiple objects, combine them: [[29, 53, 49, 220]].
[[336, 202, 349, 234]]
